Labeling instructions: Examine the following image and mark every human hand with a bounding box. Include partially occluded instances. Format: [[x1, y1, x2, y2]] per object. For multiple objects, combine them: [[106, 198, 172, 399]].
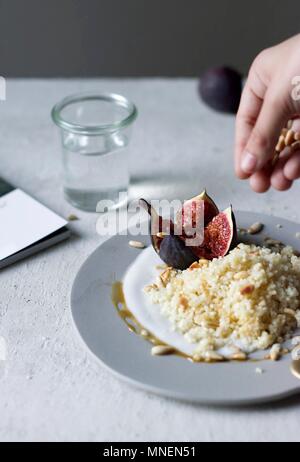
[[235, 34, 300, 192]]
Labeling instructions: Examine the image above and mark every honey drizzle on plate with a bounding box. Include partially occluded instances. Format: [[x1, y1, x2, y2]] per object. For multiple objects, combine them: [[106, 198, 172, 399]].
[[112, 281, 197, 362], [111, 281, 290, 364]]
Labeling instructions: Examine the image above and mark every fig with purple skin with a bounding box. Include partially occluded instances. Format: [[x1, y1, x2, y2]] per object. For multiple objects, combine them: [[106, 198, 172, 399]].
[[140, 192, 237, 270], [199, 67, 242, 114], [159, 235, 199, 271]]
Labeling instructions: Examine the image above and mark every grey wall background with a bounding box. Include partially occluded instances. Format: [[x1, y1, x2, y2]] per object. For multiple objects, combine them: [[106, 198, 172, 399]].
[[0, 0, 299, 77]]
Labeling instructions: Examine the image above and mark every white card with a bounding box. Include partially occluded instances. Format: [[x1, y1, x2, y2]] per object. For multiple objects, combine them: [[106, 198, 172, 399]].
[[0, 189, 68, 261]]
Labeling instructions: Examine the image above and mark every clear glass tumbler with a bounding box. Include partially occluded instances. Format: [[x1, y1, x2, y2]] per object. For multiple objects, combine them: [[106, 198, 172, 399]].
[[51, 93, 137, 212]]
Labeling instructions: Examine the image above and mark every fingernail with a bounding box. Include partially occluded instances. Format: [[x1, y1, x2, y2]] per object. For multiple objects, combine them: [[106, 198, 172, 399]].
[[241, 152, 257, 173]]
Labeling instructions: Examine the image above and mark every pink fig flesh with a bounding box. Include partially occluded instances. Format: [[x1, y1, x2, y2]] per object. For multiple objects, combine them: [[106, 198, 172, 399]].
[[176, 190, 219, 237], [192, 207, 237, 260]]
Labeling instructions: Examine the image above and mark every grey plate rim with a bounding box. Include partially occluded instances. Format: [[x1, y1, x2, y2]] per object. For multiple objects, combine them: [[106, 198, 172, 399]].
[[71, 211, 300, 406]]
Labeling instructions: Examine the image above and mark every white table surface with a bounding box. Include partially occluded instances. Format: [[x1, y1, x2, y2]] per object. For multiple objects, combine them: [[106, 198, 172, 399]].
[[1, 79, 300, 442]]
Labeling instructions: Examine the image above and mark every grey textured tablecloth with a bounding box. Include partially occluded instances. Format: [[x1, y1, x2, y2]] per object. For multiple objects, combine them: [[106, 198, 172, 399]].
[[0, 79, 299, 442]]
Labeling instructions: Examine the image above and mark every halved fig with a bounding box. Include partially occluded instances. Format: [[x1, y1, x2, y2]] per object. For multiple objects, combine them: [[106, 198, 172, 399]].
[[192, 207, 237, 259], [140, 194, 237, 270], [176, 190, 219, 237]]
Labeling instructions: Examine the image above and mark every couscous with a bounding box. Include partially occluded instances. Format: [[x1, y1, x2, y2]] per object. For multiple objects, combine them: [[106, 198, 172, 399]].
[[145, 244, 300, 357]]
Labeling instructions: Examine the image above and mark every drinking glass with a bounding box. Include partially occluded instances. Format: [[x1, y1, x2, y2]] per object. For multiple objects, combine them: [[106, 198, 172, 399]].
[[51, 93, 137, 211]]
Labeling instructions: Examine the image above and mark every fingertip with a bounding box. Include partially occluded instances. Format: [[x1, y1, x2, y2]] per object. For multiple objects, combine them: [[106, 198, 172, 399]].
[[240, 151, 258, 175], [235, 166, 251, 180], [271, 169, 293, 191], [283, 151, 300, 180], [249, 171, 271, 193]]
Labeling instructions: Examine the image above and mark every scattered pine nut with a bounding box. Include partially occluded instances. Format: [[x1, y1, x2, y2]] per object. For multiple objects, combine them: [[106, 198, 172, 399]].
[[151, 345, 175, 356], [296, 233, 300, 240], [67, 214, 79, 221], [270, 344, 281, 361], [276, 224, 283, 229], [129, 240, 146, 249], [248, 222, 264, 235], [264, 238, 282, 246], [287, 120, 293, 129]]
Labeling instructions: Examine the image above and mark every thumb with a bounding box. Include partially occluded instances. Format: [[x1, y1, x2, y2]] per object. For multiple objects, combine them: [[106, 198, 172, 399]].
[[240, 89, 289, 174]]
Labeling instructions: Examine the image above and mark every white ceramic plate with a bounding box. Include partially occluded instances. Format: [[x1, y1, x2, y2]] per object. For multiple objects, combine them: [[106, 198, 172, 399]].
[[71, 211, 300, 405]]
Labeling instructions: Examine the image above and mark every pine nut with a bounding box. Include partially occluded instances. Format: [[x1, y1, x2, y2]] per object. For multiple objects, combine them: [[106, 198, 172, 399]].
[[248, 222, 264, 235], [265, 238, 282, 246], [67, 214, 79, 221], [295, 132, 300, 141], [275, 135, 286, 152], [285, 130, 295, 146], [287, 120, 293, 129], [270, 343, 281, 361], [151, 345, 175, 356], [129, 240, 146, 249]]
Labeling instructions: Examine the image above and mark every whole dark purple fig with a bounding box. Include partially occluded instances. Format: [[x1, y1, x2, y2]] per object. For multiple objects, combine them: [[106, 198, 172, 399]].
[[159, 235, 198, 271], [199, 67, 242, 114]]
